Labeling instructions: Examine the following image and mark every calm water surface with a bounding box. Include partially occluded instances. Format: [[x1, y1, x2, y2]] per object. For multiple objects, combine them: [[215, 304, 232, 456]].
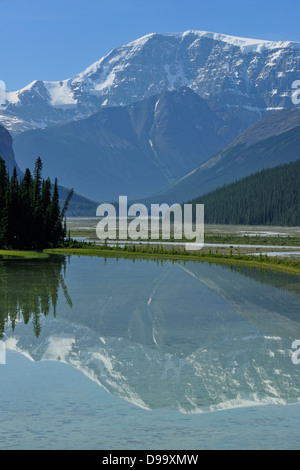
[[0, 254, 300, 449]]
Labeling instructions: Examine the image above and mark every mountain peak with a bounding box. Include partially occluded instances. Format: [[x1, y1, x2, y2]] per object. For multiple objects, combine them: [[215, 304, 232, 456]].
[[127, 30, 300, 52], [1, 30, 300, 134]]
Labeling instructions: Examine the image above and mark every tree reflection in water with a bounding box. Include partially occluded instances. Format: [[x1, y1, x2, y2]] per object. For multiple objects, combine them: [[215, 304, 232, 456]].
[[0, 255, 72, 338]]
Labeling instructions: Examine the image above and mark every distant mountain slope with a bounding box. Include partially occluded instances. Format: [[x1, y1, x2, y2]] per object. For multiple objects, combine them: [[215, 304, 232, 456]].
[[13, 88, 245, 202], [0, 123, 97, 216], [189, 159, 300, 226], [58, 186, 98, 217], [154, 107, 300, 204], [1, 30, 300, 134]]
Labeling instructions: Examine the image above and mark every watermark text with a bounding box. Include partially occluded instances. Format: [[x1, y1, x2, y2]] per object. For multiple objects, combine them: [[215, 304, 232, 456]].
[[291, 340, 300, 365], [96, 196, 204, 251], [0, 341, 6, 365], [0, 80, 6, 106], [292, 80, 300, 106]]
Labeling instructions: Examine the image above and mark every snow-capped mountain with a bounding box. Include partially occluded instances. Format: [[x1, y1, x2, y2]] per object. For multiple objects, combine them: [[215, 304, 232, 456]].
[[2, 31, 300, 134]]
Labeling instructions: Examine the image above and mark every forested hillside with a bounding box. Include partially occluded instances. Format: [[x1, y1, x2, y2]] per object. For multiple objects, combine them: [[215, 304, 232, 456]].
[[156, 112, 300, 205], [189, 159, 300, 226]]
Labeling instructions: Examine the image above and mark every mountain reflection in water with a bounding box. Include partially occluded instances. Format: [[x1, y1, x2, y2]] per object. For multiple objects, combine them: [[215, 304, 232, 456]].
[[1, 254, 300, 413]]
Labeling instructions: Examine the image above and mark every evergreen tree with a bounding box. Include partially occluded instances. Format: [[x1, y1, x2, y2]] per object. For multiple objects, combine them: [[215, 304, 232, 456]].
[[0, 158, 8, 246], [32, 157, 44, 247], [6, 167, 20, 246], [0, 157, 73, 249], [19, 168, 33, 248]]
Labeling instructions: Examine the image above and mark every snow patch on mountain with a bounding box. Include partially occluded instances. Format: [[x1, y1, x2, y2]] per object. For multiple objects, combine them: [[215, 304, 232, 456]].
[[45, 81, 77, 107]]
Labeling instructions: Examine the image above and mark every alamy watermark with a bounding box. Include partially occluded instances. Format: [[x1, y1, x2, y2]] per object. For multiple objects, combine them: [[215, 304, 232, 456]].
[[96, 196, 204, 251], [292, 80, 300, 105], [0, 80, 6, 106], [0, 341, 6, 365], [291, 340, 300, 365]]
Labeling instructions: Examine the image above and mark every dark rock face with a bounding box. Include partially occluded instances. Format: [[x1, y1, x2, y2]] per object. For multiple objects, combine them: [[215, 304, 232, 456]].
[[0, 125, 21, 174]]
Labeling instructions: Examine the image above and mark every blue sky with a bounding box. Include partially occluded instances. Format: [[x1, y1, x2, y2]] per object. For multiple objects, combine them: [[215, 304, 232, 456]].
[[2, 0, 300, 91]]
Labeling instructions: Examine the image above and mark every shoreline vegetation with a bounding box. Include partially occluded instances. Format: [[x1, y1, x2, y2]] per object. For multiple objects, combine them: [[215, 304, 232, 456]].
[[0, 224, 300, 276], [45, 242, 300, 276], [2, 235, 299, 276]]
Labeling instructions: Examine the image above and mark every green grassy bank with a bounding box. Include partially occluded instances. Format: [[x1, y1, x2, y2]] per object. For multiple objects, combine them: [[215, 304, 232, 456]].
[[0, 249, 49, 259], [44, 242, 300, 277]]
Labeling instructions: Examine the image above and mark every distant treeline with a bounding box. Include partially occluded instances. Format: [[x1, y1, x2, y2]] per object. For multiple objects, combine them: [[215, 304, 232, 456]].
[[0, 157, 73, 249], [189, 159, 300, 226]]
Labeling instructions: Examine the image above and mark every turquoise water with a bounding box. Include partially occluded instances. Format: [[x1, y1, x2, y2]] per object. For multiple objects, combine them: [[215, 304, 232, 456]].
[[0, 255, 300, 449]]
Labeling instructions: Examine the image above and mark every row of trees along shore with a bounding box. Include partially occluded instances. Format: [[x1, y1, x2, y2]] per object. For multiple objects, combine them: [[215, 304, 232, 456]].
[[0, 156, 73, 250]]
